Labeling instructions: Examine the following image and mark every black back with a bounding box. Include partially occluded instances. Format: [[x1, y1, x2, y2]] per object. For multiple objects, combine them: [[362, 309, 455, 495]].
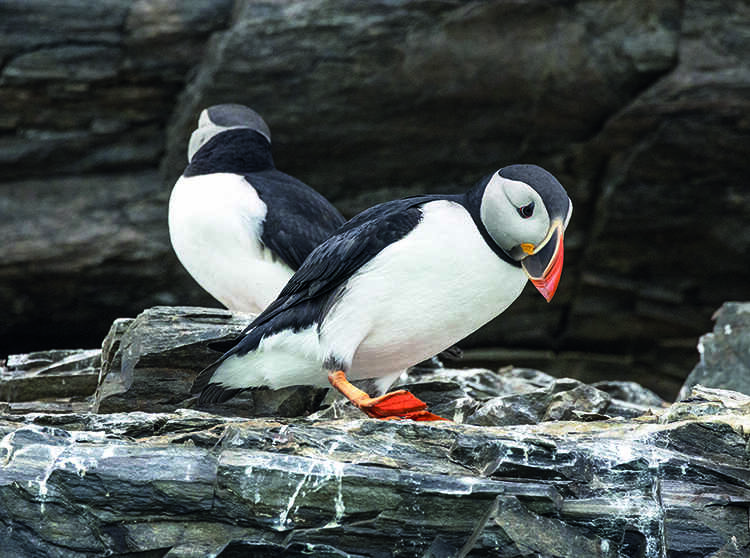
[[183, 128, 346, 270], [243, 194, 451, 345], [248, 169, 346, 270]]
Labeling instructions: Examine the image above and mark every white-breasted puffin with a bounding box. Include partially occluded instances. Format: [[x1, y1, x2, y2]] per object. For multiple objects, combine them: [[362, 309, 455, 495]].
[[191, 164, 572, 420], [168, 104, 346, 313]]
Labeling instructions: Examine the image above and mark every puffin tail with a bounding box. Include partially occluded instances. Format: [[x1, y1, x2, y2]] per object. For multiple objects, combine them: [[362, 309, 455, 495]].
[[191, 360, 248, 405], [191, 359, 217, 394], [191, 326, 267, 405], [190, 355, 248, 406]]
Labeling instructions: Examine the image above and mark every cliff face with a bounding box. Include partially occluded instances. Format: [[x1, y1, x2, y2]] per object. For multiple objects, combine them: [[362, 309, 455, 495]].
[[1, 1, 749, 396]]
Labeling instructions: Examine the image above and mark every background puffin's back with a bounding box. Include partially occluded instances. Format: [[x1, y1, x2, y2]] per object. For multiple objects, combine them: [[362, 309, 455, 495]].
[[1, 1, 748, 399]]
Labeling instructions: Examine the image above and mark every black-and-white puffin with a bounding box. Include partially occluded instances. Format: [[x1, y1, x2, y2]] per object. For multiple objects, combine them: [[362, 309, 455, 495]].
[[168, 103, 346, 313], [191, 164, 572, 420]]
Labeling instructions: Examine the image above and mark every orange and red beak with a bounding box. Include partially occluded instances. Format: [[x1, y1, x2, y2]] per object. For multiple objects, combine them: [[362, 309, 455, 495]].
[[521, 222, 565, 302]]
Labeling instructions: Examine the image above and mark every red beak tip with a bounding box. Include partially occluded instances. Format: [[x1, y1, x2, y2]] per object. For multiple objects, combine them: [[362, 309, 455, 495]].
[[529, 233, 564, 302], [530, 279, 557, 302]]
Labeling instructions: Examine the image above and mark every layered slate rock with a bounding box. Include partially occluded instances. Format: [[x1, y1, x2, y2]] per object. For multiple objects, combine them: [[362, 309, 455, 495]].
[[0, 349, 100, 414], [93, 306, 668, 424], [0, 0, 233, 353], [678, 302, 750, 399], [1, 386, 748, 557], [95, 306, 329, 417], [2, 2, 750, 399]]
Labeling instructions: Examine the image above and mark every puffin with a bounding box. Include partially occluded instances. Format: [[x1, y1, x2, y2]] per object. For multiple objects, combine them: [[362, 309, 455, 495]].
[[168, 103, 346, 313], [191, 164, 572, 421]]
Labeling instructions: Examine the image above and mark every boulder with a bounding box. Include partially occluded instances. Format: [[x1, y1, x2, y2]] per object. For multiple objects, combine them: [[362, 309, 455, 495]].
[[0, 305, 748, 555], [95, 306, 329, 417], [91, 306, 669, 425], [678, 302, 750, 399]]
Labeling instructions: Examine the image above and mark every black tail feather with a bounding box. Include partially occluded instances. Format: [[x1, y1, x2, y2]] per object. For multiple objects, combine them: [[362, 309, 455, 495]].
[[190, 360, 221, 395], [207, 337, 242, 354], [198, 382, 246, 405]]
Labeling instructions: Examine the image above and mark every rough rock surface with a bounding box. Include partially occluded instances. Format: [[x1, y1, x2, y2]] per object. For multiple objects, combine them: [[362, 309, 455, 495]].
[[0, 349, 100, 414], [2, 2, 749, 398], [678, 302, 750, 400], [0, 385, 748, 557], [1, 305, 748, 556], [96, 305, 328, 417], [93, 306, 669, 424]]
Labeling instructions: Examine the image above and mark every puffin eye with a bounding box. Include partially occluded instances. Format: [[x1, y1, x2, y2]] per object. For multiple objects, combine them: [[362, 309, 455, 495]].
[[518, 201, 535, 219]]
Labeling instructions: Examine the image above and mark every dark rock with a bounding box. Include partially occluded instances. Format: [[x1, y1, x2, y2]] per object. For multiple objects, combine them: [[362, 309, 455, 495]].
[[466, 396, 544, 427], [678, 302, 750, 399], [2, 386, 749, 556], [0, 349, 100, 414], [393, 365, 663, 426], [543, 382, 612, 421], [593, 380, 666, 408], [0, 0, 232, 353], [0, 171, 215, 355], [95, 306, 328, 418], [0, 306, 672, 426]]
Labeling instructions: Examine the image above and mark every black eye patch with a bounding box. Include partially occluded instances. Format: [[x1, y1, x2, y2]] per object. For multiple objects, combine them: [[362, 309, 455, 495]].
[[518, 201, 535, 219]]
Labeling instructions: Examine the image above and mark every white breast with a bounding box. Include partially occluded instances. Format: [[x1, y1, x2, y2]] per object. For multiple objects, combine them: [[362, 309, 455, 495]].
[[168, 173, 294, 313], [320, 200, 528, 380]]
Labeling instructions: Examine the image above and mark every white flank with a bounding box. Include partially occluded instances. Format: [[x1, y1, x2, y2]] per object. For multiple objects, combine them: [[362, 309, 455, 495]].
[[320, 200, 529, 381], [210, 326, 326, 390], [168, 173, 294, 313], [209, 200, 529, 390]]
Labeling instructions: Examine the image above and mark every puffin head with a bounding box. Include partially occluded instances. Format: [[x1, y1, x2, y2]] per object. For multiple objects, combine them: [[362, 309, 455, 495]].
[[480, 164, 573, 302], [187, 104, 272, 161]]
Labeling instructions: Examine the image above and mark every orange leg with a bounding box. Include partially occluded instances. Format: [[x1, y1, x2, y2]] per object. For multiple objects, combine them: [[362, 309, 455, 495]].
[[328, 370, 448, 421]]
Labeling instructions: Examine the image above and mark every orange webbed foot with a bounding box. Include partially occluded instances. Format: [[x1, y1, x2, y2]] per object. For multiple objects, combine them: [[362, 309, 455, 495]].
[[328, 370, 449, 422], [360, 390, 448, 421]]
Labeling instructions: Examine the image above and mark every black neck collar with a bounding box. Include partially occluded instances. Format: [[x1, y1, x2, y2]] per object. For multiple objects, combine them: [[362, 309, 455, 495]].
[[184, 129, 274, 177], [461, 175, 521, 267]]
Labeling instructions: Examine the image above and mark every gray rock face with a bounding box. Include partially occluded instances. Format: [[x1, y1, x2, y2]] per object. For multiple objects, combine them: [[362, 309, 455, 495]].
[[96, 306, 329, 417], [2, 1, 749, 399], [0, 386, 748, 557], [0, 349, 100, 414], [678, 302, 750, 399], [0, 305, 748, 555]]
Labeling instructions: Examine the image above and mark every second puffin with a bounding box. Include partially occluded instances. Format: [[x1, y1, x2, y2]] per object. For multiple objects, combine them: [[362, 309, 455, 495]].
[[169, 104, 346, 313], [192, 164, 572, 420]]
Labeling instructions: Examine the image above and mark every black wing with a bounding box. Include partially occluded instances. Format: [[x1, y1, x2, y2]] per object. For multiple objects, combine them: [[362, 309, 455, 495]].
[[191, 194, 449, 399], [246, 194, 454, 333], [248, 170, 346, 270]]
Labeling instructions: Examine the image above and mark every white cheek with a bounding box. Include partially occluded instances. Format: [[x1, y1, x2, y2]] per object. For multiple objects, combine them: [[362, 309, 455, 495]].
[[480, 187, 516, 249], [529, 214, 550, 245]]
